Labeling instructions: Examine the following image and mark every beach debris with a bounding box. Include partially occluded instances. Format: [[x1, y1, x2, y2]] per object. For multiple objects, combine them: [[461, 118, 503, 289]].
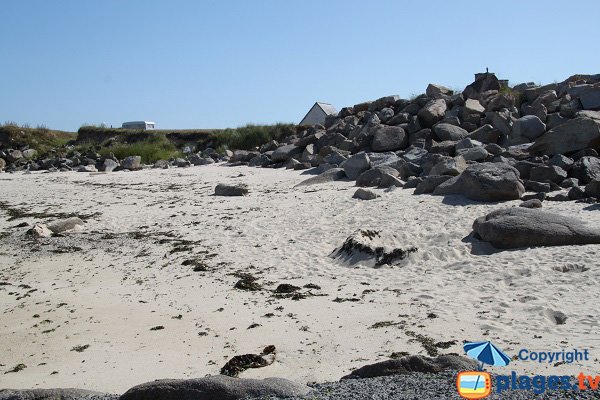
[[220, 345, 276, 377], [331, 230, 417, 267]]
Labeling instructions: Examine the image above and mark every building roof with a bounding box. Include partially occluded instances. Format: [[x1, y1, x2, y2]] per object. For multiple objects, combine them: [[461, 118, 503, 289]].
[[315, 102, 337, 116], [123, 121, 155, 125]]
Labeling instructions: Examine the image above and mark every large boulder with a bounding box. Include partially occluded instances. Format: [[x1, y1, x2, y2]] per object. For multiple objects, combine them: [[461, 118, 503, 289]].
[[529, 165, 568, 184], [570, 156, 600, 184], [0, 388, 114, 400], [119, 376, 310, 400], [473, 208, 600, 249], [214, 184, 249, 196], [271, 144, 303, 162], [356, 166, 399, 187], [294, 168, 346, 187], [433, 123, 469, 141], [343, 153, 371, 180], [433, 162, 525, 201], [342, 354, 477, 379], [417, 99, 447, 128], [580, 86, 600, 110], [371, 126, 407, 152], [121, 156, 142, 170], [529, 117, 600, 155], [512, 115, 546, 140], [103, 159, 119, 172], [414, 175, 453, 194]]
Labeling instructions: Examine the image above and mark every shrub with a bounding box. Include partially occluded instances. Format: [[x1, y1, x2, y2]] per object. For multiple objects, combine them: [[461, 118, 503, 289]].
[[98, 134, 182, 164], [212, 123, 297, 151]]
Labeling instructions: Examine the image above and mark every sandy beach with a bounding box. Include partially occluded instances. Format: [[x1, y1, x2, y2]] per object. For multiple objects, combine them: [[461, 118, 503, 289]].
[[1, 164, 599, 393]]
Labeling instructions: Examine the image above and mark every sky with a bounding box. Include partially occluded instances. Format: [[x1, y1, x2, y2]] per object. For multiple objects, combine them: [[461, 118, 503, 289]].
[[1, 0, 599, 131]]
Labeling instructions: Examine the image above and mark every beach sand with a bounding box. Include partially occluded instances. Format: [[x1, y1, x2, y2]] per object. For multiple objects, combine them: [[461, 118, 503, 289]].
[[1, 164, 599, 393]]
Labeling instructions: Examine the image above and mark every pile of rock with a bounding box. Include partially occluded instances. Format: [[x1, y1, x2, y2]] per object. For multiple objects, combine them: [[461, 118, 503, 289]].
[[232, 72, 600, 204]]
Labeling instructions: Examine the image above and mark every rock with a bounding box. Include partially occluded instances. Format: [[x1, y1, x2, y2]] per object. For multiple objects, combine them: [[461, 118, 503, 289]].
[[473, 208, 600, 248], [121, 156, 142, 170], [190, 154, 215, 166], [356, 167, 399, 187], [119, 375, 310, 400], [529, 117, 600, 155], [525, 180, 552, 193], [463, 98, 485, 116], [153, 160, 170, 169], [417, 99, 447, 128], [343, 153, 370, 180], [26, 224, 53, 238], [547, 192, 571, 202], [569, 186, 588, 201], [0, 388, 114, 400], [484, 143, 503, 155], [48, 217, 85, 233], [323, 151, 347, 166], [580, 86, 600, 110], [294, 168, 346, 187], [470, 124, 501, 144], [520, 199, 543, 208], [214, 184, 249, 196], [529, 165, 568, 183], [570, 156, 600, 184], [426, 83, 453, 98], [342, 354, 477, 379], [22, 149, 37, 159], [271, 144, 303, 162], [371, 126, 407, 152], [330, 229, 417, 267], [353, 188, 380, 200], [173, 158, 191, 168], [414, 175, 453, 195], [548, 154, 574, 171], [433, 123, 469, 141], [512, 115, 546, 140], [560, 177, 579, 188], [7, 150, 23, 162], [429, 157, 467, 176], [378, 174, 404, 188], [522, 192, 546, 202], [463, 73, 500, 99], [76, 165, 98, 173], [0, 158, 5, 171], [585, 179, 600, 198], [486, 109, 514, 135], [456, 146, 489, 162], [248, 154, 271, 167], [103, 159, 119, 172], [231, 150, 259, 163], [433, 162, 525, 201]]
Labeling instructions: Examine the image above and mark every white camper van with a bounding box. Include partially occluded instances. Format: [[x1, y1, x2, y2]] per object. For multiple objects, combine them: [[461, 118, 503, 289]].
[[122, 121, 155, 130]]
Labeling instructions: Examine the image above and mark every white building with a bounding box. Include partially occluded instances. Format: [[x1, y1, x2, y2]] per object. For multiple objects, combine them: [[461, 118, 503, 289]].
[[299, 102, 337, 126], [122, 121, 155, 130]]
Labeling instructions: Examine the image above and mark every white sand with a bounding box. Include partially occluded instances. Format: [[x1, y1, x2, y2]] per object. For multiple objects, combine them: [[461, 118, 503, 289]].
[[0, 164, 599, 393]]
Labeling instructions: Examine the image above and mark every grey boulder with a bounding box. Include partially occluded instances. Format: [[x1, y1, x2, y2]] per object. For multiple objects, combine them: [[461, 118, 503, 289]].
[[512, 115, 546, 140], [414, 175, 453, 195], [352, 188, 380, 200], [417, 99, 447, 128], [271, 144, 303, 162], [433, 123, 469, 141], [433, 162, 525, 201], [119, 375, 310, 400], [103, 159, 119, 172], [343, 153, 371, 180], [473, 207, 600, 248], [121, 156, 142, 170], [570, 156, 600, 184], [371, 126, 408, 152], [342, 354, 477, 379], [214, 184, 249, 196], [356, 166, 399, 187], [529, 165, 568, 184], [529, 116, 600, 155], [0, 388, 115, 400], [294, 168, 346, 187]]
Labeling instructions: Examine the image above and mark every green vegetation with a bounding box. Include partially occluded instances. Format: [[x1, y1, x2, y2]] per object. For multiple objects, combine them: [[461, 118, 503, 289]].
[[211, 123, 297, 152], [0, 122, 76, 155], [97, 134, 183, 164]]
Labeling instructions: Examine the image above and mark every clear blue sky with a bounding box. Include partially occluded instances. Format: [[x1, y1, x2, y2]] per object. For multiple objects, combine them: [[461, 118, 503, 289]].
[[1, 0, 599, 131]]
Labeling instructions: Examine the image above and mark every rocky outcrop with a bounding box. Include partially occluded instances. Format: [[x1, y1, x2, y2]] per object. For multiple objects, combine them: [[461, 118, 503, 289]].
[[473, 208, 600, 248], [119, 376, 310, 400], [433, 163, 525, 201]]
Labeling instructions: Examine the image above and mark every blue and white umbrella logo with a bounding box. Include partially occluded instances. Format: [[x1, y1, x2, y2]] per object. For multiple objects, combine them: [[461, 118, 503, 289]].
[[464, 341, 511, 370]]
